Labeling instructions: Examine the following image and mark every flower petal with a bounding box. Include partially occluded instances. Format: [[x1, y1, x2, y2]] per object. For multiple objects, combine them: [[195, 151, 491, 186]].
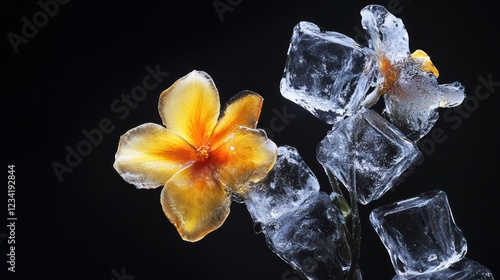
[[159, 70, 220, 147], [411, 49, 439, 78], [113, 123, 196, 189], [211, 91, 263, 149], [161, 163, 230, 242], [361, 5, 410, 62], [211, 127, 277, 195]]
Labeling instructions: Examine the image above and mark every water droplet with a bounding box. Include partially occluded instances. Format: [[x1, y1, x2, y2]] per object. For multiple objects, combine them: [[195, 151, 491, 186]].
[[253, 222, 263, 234]]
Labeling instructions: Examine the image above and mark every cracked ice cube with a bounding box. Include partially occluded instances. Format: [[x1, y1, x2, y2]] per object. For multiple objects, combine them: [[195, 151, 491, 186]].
[[280, 21, 377, 125], [370, 189, 468, 276], [317, 108, 422, 204]]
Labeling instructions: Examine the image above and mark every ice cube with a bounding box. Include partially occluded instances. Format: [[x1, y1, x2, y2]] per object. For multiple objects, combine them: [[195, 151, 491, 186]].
[[266, 192, 352, 280], [370, 189, 468, 275], [245, 145, 352, 280], [280, 21, 377, 125], [245, 145, 320, 226], [316, 108, 422, 204], [392, 258, 494, 280]]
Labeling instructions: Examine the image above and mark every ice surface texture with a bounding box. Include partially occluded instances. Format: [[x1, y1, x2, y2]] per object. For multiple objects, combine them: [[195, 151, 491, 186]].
[[245, 146, 351, 280], [392, 258, 494, 280], [370, 189, 468, 275], [280, 5, 465, 141], [317, 108, 422, 205]]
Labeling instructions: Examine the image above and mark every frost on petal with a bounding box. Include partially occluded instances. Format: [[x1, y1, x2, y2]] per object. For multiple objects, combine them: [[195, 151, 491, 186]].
[[361, 5, 410, 62], [280, 21, 377, 125], [439, 82, 465, 108], [383, 60, 465, 141]]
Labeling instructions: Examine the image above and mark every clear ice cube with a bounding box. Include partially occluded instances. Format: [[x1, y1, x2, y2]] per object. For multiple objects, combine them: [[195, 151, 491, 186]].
[[266, 192, 351, 280], [280, 21, 377, 125], [245, 145, 351, 280], [391, 258, 494, 280], [316, 108, 422, 204], [370, 189, 468, 276], [245, 145, 320, 226]]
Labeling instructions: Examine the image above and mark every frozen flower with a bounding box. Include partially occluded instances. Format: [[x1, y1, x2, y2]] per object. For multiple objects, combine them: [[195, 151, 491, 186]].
[[280, 5, 465, 140], [113, 70, 277, 242], [361, 5, 465, 140]]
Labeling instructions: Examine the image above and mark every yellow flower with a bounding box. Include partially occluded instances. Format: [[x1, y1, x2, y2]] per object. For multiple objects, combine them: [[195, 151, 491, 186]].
[[113, 70, 278, 242]]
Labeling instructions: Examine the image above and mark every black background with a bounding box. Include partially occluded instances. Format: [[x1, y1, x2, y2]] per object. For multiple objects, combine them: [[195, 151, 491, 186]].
[[3, 0, 499, 279]]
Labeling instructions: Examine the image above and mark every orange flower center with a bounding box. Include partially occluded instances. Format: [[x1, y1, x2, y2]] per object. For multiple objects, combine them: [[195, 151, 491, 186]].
[[379, 56, 399, 93], [196, 144, 211, 162]]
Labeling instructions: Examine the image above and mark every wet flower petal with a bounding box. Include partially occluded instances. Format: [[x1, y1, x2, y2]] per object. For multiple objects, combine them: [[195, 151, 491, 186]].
[[438, 82, 465, 108], [158, 70, 220, 147], [114, 123, 196, 189], [411, 49, 439, 78], [160, 163, 230, 242], [212, 127, 278, 194], [114, 70, 277, 241], [211, 91, 263, 150]]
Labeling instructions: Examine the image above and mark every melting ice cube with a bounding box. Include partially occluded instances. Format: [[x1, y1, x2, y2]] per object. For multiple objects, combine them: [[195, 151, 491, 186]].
[[370, 189, 468, 276], [280, 21, 377, 125], [245, 145, 351, 280], [317, 108, 422, 204]]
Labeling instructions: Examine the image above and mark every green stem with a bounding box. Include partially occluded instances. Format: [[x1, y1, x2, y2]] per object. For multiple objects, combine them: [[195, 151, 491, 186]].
[[327, 169, 352, 217], [345, 188, 361, 280], [327, 168, 360, 280]]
